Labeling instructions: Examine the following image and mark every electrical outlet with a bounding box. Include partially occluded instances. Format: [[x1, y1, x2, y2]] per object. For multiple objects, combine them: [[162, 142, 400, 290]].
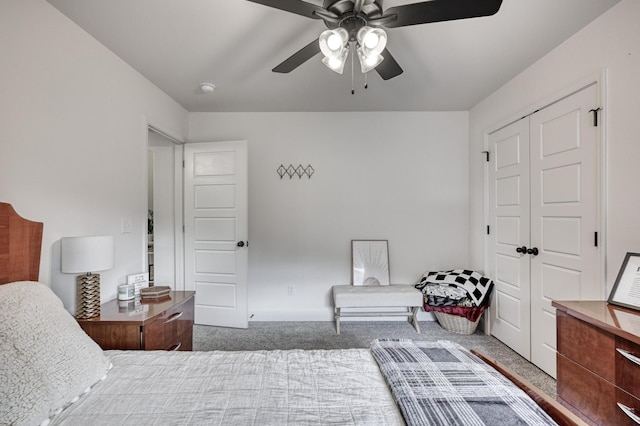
[[288, 284, 295, 296]]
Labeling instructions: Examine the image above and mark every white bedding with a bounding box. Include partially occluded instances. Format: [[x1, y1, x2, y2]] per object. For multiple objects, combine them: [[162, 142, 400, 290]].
[[1, 281, 561, 426], [51, 349, 405, 426]]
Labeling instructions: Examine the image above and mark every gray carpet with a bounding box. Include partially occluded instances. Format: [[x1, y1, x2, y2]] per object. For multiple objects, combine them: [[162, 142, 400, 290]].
[[193, 319, 557, 398]]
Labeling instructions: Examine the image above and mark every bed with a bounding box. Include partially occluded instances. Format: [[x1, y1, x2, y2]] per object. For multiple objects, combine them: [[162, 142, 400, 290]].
[[0, 202, 586, 426]]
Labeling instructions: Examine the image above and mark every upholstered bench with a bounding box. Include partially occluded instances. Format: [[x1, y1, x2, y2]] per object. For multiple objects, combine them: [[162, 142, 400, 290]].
[[332, 285, 423, 334]]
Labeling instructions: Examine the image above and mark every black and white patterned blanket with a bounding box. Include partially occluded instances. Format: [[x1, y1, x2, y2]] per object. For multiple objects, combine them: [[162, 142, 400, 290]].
[[371, 339, 558, 426], [416, 269, 493, 307]]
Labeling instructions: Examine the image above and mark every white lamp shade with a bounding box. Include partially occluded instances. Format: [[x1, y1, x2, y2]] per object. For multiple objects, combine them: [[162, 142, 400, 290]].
[[61, 236, 114, 273]]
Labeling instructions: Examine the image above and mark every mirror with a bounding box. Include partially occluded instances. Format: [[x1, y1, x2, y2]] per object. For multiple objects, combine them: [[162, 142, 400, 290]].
[[147, 128, 179, 287]]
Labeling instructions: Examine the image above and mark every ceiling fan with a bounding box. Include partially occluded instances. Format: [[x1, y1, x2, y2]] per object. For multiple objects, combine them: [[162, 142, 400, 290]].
[[247, 0, 503, 81]]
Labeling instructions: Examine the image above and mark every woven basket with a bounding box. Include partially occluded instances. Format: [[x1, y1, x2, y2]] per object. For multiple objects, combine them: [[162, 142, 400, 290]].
[[434, 311, 481, 335]]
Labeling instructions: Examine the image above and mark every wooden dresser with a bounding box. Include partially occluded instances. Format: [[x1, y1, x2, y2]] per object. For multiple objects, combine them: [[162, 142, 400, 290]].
[[78, 291, 195, 351], [553, 300, 640, 425]]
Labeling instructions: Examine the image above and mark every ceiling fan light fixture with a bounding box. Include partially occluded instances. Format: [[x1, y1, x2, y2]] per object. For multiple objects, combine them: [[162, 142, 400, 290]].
[[319, 28, 349, 74], [251, 0, 504, 82], [356, 46, 384, 73], [319, 28, 348, 58], [321, 52, 347, 74], [356, 26, 387, 57], [327, 33, 343, 51]]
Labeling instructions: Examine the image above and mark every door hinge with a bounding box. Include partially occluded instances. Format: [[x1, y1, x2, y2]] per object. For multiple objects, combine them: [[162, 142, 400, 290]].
[[486, 225, 490, 235], [589, 108, 601, 127], [594, 231, 598, 247], [182, 160, 185, 168], [482, 151, 490, 162]]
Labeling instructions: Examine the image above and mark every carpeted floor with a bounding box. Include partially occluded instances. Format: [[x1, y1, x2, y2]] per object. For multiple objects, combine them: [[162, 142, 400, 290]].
[[193, 319, 557, 398]]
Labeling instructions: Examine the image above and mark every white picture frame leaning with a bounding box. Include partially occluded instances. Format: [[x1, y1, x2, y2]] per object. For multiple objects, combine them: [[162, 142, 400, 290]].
[[127, 272, 150, 296], [608, 252, 640, 311], [351, 240, 390, 286]]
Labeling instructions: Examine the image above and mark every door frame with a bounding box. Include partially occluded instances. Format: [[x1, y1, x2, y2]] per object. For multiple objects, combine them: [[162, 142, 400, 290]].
[[482, 70, 608, 331], [144, 118, 185, 290]]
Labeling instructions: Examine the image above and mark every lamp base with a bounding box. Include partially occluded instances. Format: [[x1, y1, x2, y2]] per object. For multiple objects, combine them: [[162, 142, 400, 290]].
[[76, 273, 101, 319]]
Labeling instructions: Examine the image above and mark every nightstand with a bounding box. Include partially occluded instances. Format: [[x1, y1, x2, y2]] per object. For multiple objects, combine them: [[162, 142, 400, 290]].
[[77, 291, 195, 351], [554, 300, 640, 425]]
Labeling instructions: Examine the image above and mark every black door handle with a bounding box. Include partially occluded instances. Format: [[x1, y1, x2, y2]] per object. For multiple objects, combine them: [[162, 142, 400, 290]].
[[237, 241, 245, 247], [527, 247, 539, 256], [516, 246, 527, 254]]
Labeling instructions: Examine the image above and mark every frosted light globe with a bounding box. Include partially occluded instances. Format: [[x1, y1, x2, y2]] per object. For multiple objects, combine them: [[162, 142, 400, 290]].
[[327, 33, 343, 51], [364, 32, 379, 49]]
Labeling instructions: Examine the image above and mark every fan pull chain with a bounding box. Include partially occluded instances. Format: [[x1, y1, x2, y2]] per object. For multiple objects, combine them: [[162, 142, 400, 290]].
[[364, 72, 368, 89], [351, 43, 355, 95]]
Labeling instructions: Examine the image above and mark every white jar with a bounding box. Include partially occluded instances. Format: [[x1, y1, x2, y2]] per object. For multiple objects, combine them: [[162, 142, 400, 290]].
[[118, 284, 135, 300]]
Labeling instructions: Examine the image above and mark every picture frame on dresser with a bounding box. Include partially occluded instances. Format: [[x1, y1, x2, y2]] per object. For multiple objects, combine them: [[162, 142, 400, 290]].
[[608, 252, 640, 311]]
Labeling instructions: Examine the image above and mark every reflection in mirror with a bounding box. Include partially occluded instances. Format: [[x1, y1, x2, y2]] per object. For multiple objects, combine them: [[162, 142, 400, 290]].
[[147, 128, 178, 288]]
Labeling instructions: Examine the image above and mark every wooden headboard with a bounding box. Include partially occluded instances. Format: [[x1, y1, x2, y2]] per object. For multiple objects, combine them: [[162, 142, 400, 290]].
[[0, 203, 43, 284]]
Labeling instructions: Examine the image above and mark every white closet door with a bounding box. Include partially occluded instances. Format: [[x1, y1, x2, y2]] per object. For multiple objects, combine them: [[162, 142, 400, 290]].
[[529, 83, 601, 377], [487, 118, 531, 359]]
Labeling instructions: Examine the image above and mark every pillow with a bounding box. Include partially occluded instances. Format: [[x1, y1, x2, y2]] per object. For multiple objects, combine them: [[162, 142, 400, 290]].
[[0, 281, 111, 425]]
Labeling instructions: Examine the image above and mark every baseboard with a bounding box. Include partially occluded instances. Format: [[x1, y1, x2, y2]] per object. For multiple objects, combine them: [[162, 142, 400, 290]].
[[247, 308, 436, 322]]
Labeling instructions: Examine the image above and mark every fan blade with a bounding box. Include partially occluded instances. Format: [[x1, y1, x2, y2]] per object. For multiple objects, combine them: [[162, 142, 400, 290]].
[[383, 0, 502, 28], [375, 49, 403, 80], [313, 9, 340, 24], [247, 0, 324, 20], [272, 38, 321, 73], [367, 14, 398, 27]]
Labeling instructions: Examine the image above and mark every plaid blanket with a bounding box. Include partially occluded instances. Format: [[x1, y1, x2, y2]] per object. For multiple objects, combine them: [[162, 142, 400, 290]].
[[371, 339, 558, 426]]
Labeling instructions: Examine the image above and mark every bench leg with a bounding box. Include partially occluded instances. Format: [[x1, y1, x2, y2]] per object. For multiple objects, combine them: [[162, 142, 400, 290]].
[[411, 306, 421, 334], [335, 307, 341, 334]]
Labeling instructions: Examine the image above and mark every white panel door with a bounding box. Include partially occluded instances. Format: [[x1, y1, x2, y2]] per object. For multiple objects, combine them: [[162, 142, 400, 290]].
[[487, 83, 601, 377], [529, 83, 601, 377], [487, 118, 531, 359], [184, 141, 248, 328]]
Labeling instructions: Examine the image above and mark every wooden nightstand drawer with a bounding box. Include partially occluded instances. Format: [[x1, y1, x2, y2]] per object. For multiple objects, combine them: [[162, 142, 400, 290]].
[[557, 353, 615, 424], [558, 353, 640, 425], [557, 310, 615, 382], [554, 301, 640, 425], [557, 352, 640, 426], [78, 322, 141, 350], [616, 337, 640, 396], [143, 298, 194, 350], [614, 389, 640, 426]]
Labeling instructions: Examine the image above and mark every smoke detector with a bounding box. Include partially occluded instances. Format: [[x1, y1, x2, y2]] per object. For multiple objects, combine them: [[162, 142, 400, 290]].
[[199, 82, 215, 94]]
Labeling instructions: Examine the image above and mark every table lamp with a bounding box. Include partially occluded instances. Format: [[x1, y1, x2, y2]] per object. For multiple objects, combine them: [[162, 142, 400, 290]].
[[61, 235, 114, 319]]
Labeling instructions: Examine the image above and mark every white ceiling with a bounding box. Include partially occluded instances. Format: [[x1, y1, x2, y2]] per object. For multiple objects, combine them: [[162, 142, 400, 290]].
[[47, 0, 620, 112]]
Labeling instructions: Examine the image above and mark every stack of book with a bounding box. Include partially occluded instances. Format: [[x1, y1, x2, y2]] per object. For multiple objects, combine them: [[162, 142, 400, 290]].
[[140, 286, 171, 300]]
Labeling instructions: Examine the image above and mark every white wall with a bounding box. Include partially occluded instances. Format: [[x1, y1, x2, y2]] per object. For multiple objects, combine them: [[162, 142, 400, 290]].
[[1, 1, 471, 322], [189, 112, 469, 320], [0, 0, 188, 311], [468, 0, 640, 294]]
